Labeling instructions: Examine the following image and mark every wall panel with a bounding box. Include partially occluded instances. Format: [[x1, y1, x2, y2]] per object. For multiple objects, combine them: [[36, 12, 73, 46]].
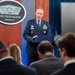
[[36, 0, 49, 21], [0, 0, 21, 47], [22, 0, 35, 65]]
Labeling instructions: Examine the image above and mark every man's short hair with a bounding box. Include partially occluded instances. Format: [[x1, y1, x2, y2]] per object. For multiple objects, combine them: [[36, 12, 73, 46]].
[[37, 41, 53, 54], [58, 32, 75, 57], [36, 7, 44, 13]]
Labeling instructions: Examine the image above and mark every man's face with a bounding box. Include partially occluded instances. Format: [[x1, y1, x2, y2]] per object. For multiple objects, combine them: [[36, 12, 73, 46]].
[[35, 9, 44, 20]]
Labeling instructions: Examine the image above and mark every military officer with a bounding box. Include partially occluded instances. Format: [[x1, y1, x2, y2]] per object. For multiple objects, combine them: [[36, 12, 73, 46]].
[[23, 8, 50, 66]]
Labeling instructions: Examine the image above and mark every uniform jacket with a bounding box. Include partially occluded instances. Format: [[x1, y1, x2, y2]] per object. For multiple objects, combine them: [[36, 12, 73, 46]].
[[0, 58, 37, 75], [29, 55, 64, 75], [23, 19, 50, 53]]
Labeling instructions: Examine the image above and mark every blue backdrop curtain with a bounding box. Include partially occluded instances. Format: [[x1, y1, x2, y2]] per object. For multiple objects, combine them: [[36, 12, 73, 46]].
[[49, 0, 75, 57], [49, 0, 75, 34]]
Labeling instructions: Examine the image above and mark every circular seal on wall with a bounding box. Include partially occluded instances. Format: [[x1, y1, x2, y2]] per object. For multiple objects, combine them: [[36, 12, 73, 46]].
[[0, 0, 26, 25]]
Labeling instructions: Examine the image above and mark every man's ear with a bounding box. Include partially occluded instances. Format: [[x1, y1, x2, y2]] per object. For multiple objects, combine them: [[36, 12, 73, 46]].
[[37, 51, 41, 57], [62, 48, 67, 56], [37, 51, 44, 59], [37, 51, 40, 55], [7, 48, 10, 55], [52, 50, 55, 56]]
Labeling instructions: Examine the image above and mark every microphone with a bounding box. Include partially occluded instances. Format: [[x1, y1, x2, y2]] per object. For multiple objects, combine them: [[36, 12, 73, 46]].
[[50, 25, 57, 35]]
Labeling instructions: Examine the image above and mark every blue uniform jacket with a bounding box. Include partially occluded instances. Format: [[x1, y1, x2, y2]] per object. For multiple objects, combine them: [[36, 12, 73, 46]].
[[23, 19, 50, 54]]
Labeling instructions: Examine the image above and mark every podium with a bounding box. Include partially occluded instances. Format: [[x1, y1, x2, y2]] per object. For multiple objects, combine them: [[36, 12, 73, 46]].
[[32, 35, 60, 58], [32, 35, 55, 43]]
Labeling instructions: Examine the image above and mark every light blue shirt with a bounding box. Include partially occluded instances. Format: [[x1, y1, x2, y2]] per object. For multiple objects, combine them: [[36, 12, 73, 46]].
[[36, 19, 41, 25]]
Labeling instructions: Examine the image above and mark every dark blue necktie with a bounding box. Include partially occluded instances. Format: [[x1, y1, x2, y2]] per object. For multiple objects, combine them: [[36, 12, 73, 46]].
[[38, 20, 40, 27], [38, 20, 39, 25]]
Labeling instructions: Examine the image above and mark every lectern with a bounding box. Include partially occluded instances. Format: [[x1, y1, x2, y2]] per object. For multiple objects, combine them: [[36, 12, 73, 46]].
[[32, 35, 60, 57], [33, 35, 55, 43]]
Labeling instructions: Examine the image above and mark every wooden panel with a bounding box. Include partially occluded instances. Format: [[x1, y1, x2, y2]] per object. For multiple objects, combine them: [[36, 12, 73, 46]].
[[36, 0, 49, 21], [0, 0, 22, 47]]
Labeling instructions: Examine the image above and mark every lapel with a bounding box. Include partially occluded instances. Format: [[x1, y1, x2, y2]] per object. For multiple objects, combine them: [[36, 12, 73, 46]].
[[40, 20, 44, 31], [41, 20, 44, 27], [33, 19, 44, 31]]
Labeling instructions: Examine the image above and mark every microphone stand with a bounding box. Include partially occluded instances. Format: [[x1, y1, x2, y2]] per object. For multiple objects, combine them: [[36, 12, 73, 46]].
[[50, 25, 57, 35]]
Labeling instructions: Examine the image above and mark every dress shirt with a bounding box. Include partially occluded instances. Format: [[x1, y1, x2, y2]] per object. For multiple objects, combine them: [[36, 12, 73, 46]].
[[0, 56, 14, 62], [36, 19, 41, 26], [64, 59, 75, 66]]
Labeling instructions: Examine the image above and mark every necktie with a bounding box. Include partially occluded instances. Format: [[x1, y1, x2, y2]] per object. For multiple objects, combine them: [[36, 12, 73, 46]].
[[38, 20, 40, 27], [38, 20, 39, 25]]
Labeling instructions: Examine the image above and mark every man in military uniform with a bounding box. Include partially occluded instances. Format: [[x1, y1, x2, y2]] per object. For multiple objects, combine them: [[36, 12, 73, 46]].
[[23, 8, 50, 66]]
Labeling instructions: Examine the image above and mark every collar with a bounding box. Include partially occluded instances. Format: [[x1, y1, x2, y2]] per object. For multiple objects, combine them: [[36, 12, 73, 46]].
[[0, 56, 14, 62], [64, 59, 75, 66], [45, 54, 54, 58], [36, 19, 41, 25]]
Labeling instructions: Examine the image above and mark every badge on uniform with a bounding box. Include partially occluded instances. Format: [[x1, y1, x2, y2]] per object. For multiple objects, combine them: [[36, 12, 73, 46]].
[[44, 31, 46, 34], [30, 25, 34, 30], [31, 31, 33, 34], [43, 24, 47, 29], [30, 25, 34, 34]]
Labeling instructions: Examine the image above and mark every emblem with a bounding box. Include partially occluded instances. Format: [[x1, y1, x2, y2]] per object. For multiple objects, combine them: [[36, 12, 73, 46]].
[[31, 31, 33, 34], [43, 24, 47, 29], [30, 25, 34, 30], [0, 0, 26, 25], [43, 31, 46, 35]]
